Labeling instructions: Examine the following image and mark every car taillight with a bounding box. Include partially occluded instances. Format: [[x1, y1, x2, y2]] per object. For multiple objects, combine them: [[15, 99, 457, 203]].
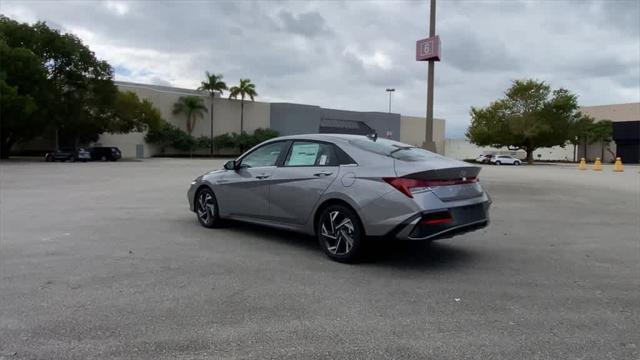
[[383, 177, 478, 198]]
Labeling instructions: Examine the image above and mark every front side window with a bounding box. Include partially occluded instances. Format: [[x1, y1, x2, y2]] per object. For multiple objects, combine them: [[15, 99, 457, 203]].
[[240, 141, 286, 168], [284, 141, 339, 167]]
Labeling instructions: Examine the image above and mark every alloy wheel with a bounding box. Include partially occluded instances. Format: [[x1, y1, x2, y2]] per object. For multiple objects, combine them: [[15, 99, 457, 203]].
[[196, 191, 216, 224], [320, 210, 356, 256]]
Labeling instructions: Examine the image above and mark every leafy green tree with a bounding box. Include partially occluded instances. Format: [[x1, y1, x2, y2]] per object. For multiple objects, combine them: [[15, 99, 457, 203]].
[[198, 72, 227, 156], [0, 16, 151, 157], [0, 16, 118, 148], [173, 96, 207, 135], [0, 39, 49, 158], [228, 79, 257, 133], [466, 79, 580, 163], [567, 113, 595, 162], [587, 120, 614, 161], [109, 91, 163, 133]]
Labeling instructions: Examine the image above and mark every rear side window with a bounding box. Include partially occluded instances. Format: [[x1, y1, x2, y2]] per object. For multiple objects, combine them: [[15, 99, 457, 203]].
[[284, 141, 339, 167], [349, 137, 441, 162]]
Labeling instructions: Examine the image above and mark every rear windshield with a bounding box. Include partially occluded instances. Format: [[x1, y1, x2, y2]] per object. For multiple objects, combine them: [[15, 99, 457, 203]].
[[349, 138, 441, 162]]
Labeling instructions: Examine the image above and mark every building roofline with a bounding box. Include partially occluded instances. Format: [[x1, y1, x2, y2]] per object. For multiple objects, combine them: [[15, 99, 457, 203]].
[[580, 102, 640, 109], [115, 80, 207, 97]]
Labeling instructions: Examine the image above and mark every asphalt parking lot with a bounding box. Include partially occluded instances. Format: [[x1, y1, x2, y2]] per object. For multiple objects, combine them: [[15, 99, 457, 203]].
[[1, 159, 638, 359]]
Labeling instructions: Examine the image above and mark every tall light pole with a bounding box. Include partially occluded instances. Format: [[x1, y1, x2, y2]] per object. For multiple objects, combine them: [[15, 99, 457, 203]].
[[424, 0, 437, 152], [385, 88, 395, 113]]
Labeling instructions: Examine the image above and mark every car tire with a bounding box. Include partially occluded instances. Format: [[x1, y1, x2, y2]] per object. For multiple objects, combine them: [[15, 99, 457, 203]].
[[195, 187, 223, 228], [45, 155, 52, 162], [317, 204, 364, 263], [101, 155, 107, 161], [514, 161, 521, 166], [495, 161, 501, 165]]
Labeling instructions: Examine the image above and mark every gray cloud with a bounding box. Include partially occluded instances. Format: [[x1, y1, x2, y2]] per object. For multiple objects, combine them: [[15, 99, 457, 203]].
[[277, 10, 330, 38], [1, 0, 638, 138], [443, 31, 520, 72]]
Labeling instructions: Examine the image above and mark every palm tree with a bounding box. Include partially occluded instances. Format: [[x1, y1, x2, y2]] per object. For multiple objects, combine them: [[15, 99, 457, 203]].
[[228, 78, 258, 133], [198, 72, 227, 156], [173, 96, 207, 135]]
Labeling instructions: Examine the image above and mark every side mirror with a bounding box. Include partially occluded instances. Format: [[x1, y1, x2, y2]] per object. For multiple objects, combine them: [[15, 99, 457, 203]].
[[224, 160, 237, 171]]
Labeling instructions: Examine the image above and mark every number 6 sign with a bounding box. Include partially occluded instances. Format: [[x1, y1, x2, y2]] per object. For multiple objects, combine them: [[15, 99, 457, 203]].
[[416, 35, 441, 61]]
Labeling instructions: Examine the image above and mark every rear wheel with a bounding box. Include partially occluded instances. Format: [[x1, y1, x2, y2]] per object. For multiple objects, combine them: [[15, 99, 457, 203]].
[[195, 188, 222, 228], [495, 161, 501, 165], [317, 205, 364, 263]]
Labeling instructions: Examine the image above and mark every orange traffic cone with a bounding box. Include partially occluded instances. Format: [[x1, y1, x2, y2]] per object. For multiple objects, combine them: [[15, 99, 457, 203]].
[[578, 158, 587, 170], [613, 157, 624, 172], [592, 157, 602, 171]]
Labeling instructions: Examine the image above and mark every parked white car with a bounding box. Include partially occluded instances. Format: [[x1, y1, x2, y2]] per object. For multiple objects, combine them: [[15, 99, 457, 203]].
[[491, 155, 522, 165]]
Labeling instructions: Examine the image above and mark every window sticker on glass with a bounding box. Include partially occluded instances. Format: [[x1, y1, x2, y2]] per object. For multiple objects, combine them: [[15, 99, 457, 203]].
[[287, 143, 319, 166], [319, 154, 327, 165]]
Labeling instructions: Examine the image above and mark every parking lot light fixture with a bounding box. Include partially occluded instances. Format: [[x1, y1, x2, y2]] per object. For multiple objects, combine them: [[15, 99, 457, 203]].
[[386, 88, 395, 113]]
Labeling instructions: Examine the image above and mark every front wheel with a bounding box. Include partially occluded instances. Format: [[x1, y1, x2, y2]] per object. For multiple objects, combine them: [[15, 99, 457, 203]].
[[495, 161, 501, 165], [317, 205, 364, 263], [514, 161, 521, 166], [195, 188, 222, 228]]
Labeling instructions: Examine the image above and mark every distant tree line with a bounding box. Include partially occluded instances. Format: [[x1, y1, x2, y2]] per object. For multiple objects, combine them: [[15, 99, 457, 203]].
[[466, 79, 613, 163]]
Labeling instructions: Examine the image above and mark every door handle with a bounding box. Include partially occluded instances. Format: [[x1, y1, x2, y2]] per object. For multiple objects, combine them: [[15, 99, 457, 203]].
[[313, 171, 333, 177], [255, 174, 270, 179]]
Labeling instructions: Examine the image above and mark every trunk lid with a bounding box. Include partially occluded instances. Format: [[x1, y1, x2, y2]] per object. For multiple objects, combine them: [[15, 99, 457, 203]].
[[393, 158, 483, 202]]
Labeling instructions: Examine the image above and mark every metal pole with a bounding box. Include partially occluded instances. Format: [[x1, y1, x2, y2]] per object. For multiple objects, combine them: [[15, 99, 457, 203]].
[[424, 0, 437, 152], [386, 88, 395, 113], [210, 95, 214, 157]]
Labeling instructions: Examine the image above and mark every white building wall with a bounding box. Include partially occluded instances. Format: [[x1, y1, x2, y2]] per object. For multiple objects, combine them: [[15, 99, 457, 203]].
[[95, 132, 156, 159]]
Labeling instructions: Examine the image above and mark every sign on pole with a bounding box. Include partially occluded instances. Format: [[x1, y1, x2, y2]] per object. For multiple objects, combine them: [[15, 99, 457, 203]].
[[416, 35, 441, 61]]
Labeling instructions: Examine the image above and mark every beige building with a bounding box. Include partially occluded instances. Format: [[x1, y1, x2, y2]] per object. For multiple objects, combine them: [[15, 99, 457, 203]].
[[93, 81, 447, 158], [578, 103, 640, 163], [399, 116, 445, 153]]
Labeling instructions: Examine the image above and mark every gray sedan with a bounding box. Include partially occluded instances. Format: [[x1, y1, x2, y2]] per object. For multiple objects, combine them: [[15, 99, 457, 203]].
[[188, 134, 491, 262]]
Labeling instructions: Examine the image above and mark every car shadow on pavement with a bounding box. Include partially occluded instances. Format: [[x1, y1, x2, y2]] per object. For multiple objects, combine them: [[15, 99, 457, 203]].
[[362, 240, 477, 270], [221, 220, 477, 269]]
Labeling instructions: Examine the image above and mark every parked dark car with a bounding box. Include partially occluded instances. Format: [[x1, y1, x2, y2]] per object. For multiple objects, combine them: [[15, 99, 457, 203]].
[[44, 148, 91, 162], [90, 147, 122, 161]]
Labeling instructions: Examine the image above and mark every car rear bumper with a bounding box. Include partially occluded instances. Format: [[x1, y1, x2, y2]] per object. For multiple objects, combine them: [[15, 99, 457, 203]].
[[392, 201, 490, 241]]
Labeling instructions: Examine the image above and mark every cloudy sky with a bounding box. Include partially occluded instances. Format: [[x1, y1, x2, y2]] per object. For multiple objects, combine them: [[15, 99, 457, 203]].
[[2, 0, 639, 137]]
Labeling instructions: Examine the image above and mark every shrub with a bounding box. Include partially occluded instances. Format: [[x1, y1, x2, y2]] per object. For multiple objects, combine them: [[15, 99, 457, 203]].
[[252, 128, 279, 144], [145, 121, 195, 153], [212, 133, 235, 150], [195, 136, 212, 150], [211, 128, 279, 153]]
